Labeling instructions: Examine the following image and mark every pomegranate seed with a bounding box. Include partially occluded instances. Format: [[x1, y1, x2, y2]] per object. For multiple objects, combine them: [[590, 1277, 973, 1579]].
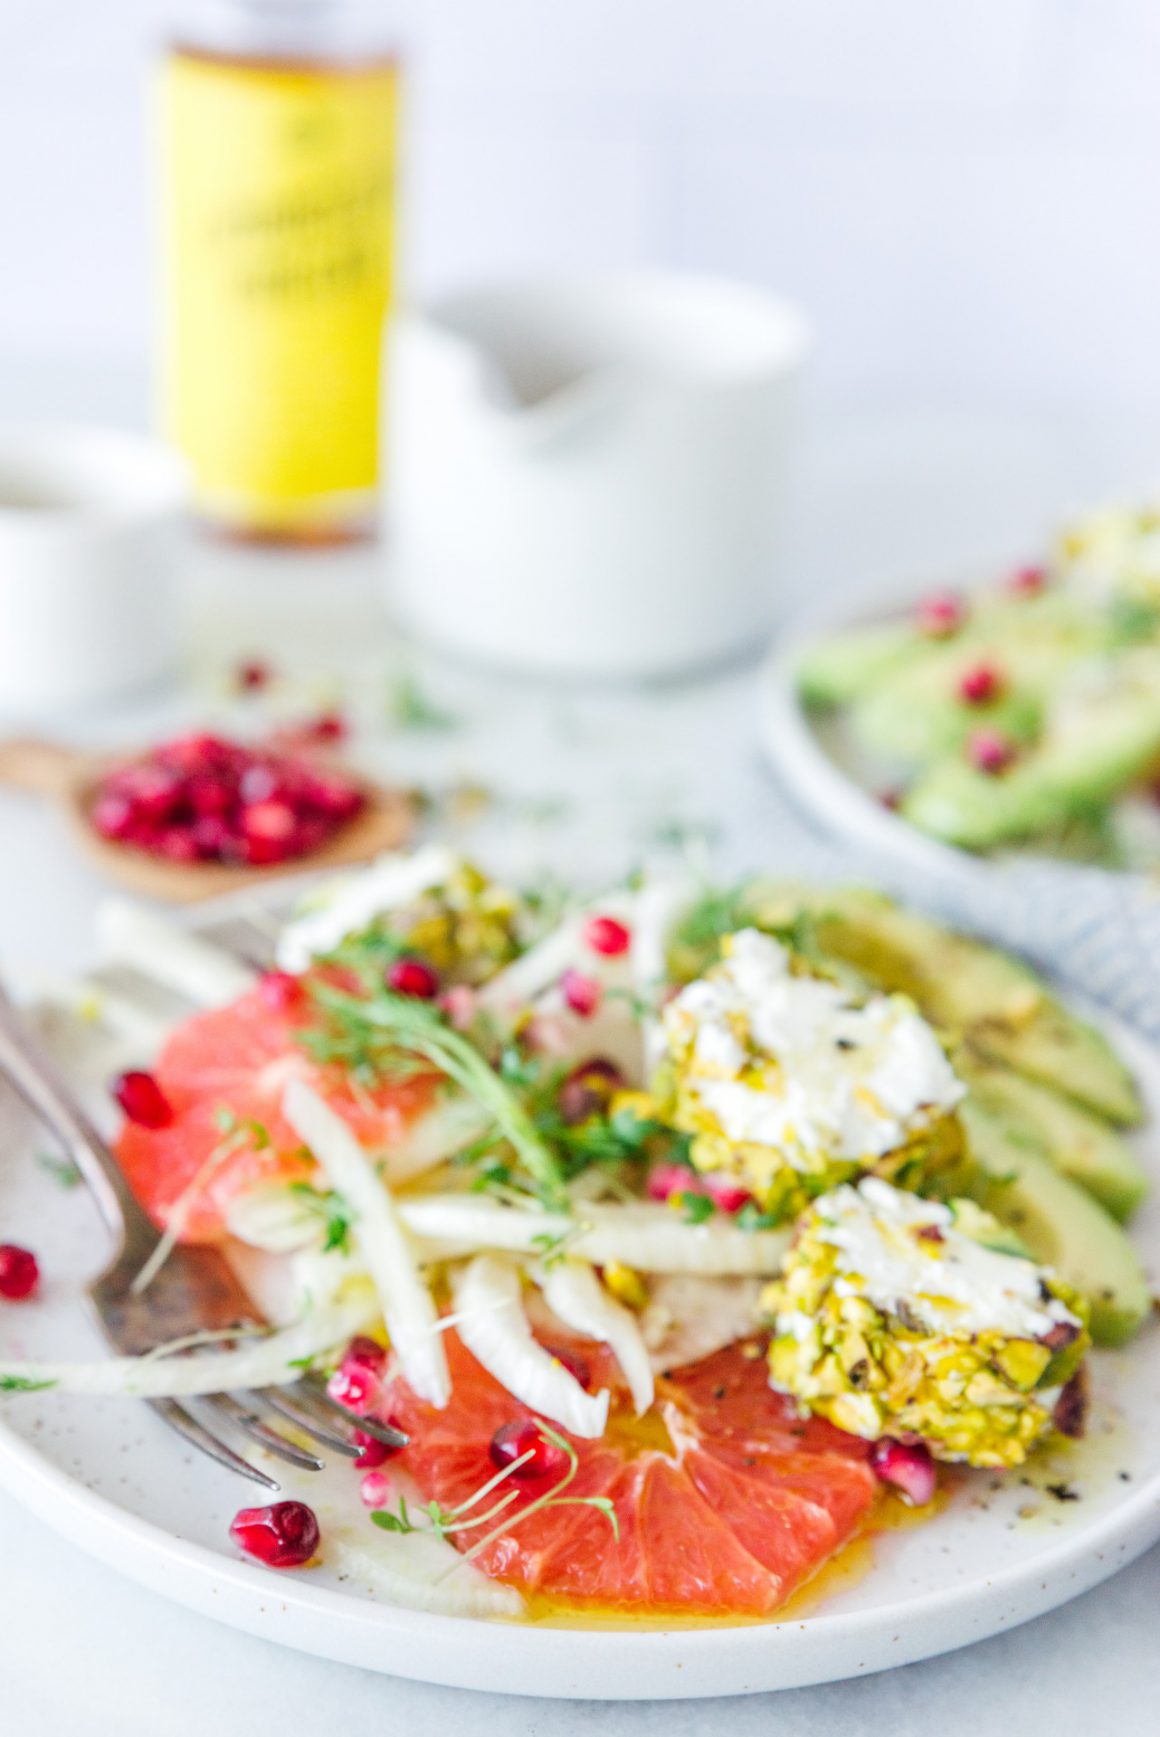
[[545, 1344, 592, 1389], [561, 968, 602, 1017], [558, 1058, 624, 1125], [190, 816, 236, 861], [646, 1161, 701, 1204], [91, 792, 136, 840], [915, 593, 966, 638], [1053, 1372, 1088, 1439], [489, 1419, 569, 1482], [242, 799, 297, 843], [958, 662, 1004, 706], [967, 728, 1016, 775], [360, 1470, 394, 1509], [387, 957, 439, 999], [870, 1438, 937, 1506], [237, 658, 273, 692], [352, 1428, 400, 1469], [258, 970, 301, 1012], [113, 1070, 173, 1129], [878, 789, 903, 812], [327, 1363, 380, 1416], [704, 1176, 753, 1213], [583, 914, 631, 957], [0, 1244, 39, 1301], [1009, 563, 1048, 595], [229, 1501, 320, 1568], [156, 828, 201, 863], [308, 711, 347, 744], [344, 1335, 387, 1373]]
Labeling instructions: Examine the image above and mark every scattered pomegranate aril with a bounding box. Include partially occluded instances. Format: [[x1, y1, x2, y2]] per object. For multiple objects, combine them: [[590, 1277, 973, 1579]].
[[387, 956, 439, 999], [1053, 1372, 1088, 1439], [870, 1437, 937, 1506], [352, 1428, 401, 1470], [87, 732, 364, 872], [327, 1363, 381, 1416], [488, 1418, 570, 1482], [113, 1069, 174, 1129], [915, 593, 966, 638], [583, 914, 631, 957], [237, 658, 273, 692], [647, 1161, 700, 1204], [967, 728, 1017, 775], [229, 1501, 320, 1568], [645, 1159, 750, 1213], [958, 662, 1004, 706], [344, 1335, 388, 1374], [561, 968, 602, 1018], [1009, 563, 1048, 595], [1040, 1320, 1080, 1353], [0, 1244, 40, 1301], [360, 1470, 394, 1509], [258, 970, 301, 1012], [558, 1057, 624, 1125], [704, 1176, 753, 1213]]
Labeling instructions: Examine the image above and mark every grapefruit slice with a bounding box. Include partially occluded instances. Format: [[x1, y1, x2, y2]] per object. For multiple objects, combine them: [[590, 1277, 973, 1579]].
[[115, 983, 436, 1241], [382, 1332, 878, 1617]]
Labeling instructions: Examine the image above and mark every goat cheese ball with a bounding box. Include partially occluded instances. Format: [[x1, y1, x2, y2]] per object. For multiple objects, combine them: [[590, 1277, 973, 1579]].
[[764, 1178, 1090, 1468], [658, 928, 968, 1219]]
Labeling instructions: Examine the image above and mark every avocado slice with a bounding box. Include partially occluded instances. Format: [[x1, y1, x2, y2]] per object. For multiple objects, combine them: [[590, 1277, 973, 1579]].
[[956, 1051, 1149, 1222], [901, 647, 1160, 852], [960, 1099, 1152, 1346], [851, 660, 1043, 769], [743, 883, 1143, 1127], [797, 622, 918, 709]]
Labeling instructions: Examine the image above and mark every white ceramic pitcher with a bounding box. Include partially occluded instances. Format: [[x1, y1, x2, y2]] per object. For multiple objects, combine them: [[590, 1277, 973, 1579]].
[[382, 274, 811, 679]]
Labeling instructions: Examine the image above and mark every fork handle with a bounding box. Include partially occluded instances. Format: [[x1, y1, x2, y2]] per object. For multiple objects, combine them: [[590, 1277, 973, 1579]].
[[0, 979, 156, 1247]]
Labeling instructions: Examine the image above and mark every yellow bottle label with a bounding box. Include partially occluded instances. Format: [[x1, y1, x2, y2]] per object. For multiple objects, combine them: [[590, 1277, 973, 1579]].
[[159, 51, 399, 532]]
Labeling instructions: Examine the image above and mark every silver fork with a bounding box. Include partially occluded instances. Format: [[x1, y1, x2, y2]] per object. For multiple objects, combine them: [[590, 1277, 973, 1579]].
[[0, 980, 406, 1489]]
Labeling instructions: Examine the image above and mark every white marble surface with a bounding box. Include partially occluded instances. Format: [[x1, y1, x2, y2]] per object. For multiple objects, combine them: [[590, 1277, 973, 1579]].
[[2, 397, 1160, 1730]]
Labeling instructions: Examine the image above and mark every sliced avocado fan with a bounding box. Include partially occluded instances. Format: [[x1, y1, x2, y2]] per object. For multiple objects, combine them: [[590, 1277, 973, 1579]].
[[960, 1099, 1151, 1348]]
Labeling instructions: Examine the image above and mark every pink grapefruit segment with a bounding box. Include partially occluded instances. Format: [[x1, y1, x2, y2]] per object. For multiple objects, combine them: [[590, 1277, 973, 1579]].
[[114, 983, 437, 1241], [382, 1333, 878, 1617]]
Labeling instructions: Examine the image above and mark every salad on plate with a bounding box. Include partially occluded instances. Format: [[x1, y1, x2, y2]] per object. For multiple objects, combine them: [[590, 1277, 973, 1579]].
[[797, 500, 1160, 867], [0, 850, 1153, 1623]]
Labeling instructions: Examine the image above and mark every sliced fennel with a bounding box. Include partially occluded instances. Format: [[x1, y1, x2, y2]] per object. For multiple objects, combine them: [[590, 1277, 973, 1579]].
[[96, 899, 257, 1008], [535, 1258, 654, 1415], [276, 845, 459, 972], [322, 1522, 525, 1618], [283, 1078, 450, 1407], [630, 878, 695, 1073], [452, 1254, 611, 1438], [0, 1295, 374, 1398], [307, 984, 566, 1206], [399, 1196, 792, 1276]]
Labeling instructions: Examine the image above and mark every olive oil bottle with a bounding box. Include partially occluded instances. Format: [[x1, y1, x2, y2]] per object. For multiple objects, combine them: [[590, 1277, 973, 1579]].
[[158, 1, 401, 543]]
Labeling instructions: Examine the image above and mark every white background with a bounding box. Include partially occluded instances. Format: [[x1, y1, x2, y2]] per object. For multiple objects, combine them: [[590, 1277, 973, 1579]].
[[4, 0, 1160, 419]]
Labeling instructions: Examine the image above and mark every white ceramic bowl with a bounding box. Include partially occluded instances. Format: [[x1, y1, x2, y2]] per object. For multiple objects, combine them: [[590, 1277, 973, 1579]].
[[0, 426, 187, 714], [383, 274, 811, 679]]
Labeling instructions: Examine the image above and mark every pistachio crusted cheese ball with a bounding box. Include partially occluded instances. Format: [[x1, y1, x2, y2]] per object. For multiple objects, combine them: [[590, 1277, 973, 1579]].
[[764, 1178, 1090, 1468], [658, 929, 969, 1222]]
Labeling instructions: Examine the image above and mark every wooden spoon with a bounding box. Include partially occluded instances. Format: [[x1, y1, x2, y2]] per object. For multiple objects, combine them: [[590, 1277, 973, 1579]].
[[0, 736, 416, 904]]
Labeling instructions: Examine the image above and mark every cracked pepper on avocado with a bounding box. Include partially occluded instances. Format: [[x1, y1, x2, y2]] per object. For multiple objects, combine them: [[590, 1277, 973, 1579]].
[[1, 854, 1152, 1617]]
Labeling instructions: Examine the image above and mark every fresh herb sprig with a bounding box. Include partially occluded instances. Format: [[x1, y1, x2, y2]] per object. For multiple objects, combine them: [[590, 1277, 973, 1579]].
[[302, 984, 567, 1208], [370, 1421, 618, 1568]]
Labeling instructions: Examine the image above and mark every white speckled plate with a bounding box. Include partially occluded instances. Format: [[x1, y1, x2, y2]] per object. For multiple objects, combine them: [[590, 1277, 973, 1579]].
[[0, 902, 1158, 1699]]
